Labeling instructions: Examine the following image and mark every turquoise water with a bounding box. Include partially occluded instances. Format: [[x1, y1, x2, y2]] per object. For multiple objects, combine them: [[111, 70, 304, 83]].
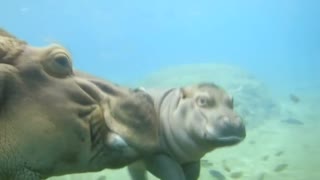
[[2, 0, 319, 179]]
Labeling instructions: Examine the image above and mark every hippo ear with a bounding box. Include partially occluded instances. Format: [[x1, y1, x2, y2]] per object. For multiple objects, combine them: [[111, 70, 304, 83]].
[[137, 87, 146, 92], [0, 29, 26, 64], [230, 95, 234, 103], [179, 88, 187, 99], [229, 95, 234, 109]]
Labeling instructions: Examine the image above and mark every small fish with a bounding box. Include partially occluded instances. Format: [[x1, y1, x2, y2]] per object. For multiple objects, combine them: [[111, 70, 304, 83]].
[[222, 160, 231, 172], [289, 94, 300, 103], [230, 171, 243, 179], [281, 118, 304, 125], [275, 151, 284, 156], [209, 169, 226, 180], [261, 155, 269, 161], [274, 163, 288, 172], [257, 173, 265, 180]]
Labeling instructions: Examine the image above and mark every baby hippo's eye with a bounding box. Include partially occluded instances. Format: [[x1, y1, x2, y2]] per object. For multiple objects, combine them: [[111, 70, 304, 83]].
[[196, 96, 209, 107]]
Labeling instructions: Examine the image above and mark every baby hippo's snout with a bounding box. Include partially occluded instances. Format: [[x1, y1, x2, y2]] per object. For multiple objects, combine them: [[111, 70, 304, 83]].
[[206, 115, 246, 147], [217, 116, 246, 139]]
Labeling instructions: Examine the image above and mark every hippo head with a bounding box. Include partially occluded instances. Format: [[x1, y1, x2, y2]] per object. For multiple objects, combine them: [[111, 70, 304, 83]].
[[0, 29, 158, 178], [157, 83, 245, 161]]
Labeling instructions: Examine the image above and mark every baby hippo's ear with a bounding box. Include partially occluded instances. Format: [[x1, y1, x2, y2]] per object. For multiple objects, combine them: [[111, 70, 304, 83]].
[[131, 87, 147, 93], [138, 87, 146, 92]]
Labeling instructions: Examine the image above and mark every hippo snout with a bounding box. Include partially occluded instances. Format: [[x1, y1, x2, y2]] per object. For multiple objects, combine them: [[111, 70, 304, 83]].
[[217, 116, 246, 138], [206, 116, 246, 147]]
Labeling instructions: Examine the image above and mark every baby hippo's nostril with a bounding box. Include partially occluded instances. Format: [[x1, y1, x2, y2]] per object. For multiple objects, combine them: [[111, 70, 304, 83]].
[[219, 115, 242, 125], [218, 116, 229, 123], [222, 116, 229, 122]]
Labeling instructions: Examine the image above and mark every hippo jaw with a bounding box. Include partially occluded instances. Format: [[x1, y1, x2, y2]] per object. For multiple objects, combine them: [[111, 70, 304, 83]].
[[84, 107, 140, 169]]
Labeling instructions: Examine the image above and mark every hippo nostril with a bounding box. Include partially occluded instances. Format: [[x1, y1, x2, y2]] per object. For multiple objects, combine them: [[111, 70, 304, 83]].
[[222, 116, 229, 122], [235, 116, 242, 123]]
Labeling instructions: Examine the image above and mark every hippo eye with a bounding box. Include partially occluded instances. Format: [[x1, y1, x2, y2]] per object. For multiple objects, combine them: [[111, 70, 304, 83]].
[[53, 54, 72, 76], [196, 96, 209, 107], [55, 56, 70, 67], [45, 53, 73, 77]]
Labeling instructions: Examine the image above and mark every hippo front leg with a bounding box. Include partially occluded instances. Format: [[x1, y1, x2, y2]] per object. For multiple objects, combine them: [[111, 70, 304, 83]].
[[128, 160, 148, 180], [144, 154, 186, 180], [182, 161, 200, 180]]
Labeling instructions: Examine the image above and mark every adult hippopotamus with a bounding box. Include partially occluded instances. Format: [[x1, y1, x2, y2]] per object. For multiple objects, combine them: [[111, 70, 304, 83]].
[[0, 29, 159, 179], [128, 83, 246, 180]]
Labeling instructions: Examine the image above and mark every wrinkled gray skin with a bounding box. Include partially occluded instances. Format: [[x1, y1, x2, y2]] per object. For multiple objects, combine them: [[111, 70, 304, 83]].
[[0, 29, 159, 180], [128, 83, 246, 180]]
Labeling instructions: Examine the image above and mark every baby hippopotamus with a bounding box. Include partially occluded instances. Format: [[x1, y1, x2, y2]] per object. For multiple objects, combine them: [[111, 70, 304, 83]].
[[128, 83, 246, 180]]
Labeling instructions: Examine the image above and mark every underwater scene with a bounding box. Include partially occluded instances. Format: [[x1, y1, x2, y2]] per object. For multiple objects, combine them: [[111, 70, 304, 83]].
[[1, 0, 319, 180]]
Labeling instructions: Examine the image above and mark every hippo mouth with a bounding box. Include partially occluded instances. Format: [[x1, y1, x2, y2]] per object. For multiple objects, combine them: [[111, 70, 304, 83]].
[[83, 103, 138, 154], [208, 136, 245, 146], [85, 107, 140, 168], [204, 124, 246, 147], [102, 89, 159, 155], [76, 77, 159, 161], [74, 79, 140, 166]]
